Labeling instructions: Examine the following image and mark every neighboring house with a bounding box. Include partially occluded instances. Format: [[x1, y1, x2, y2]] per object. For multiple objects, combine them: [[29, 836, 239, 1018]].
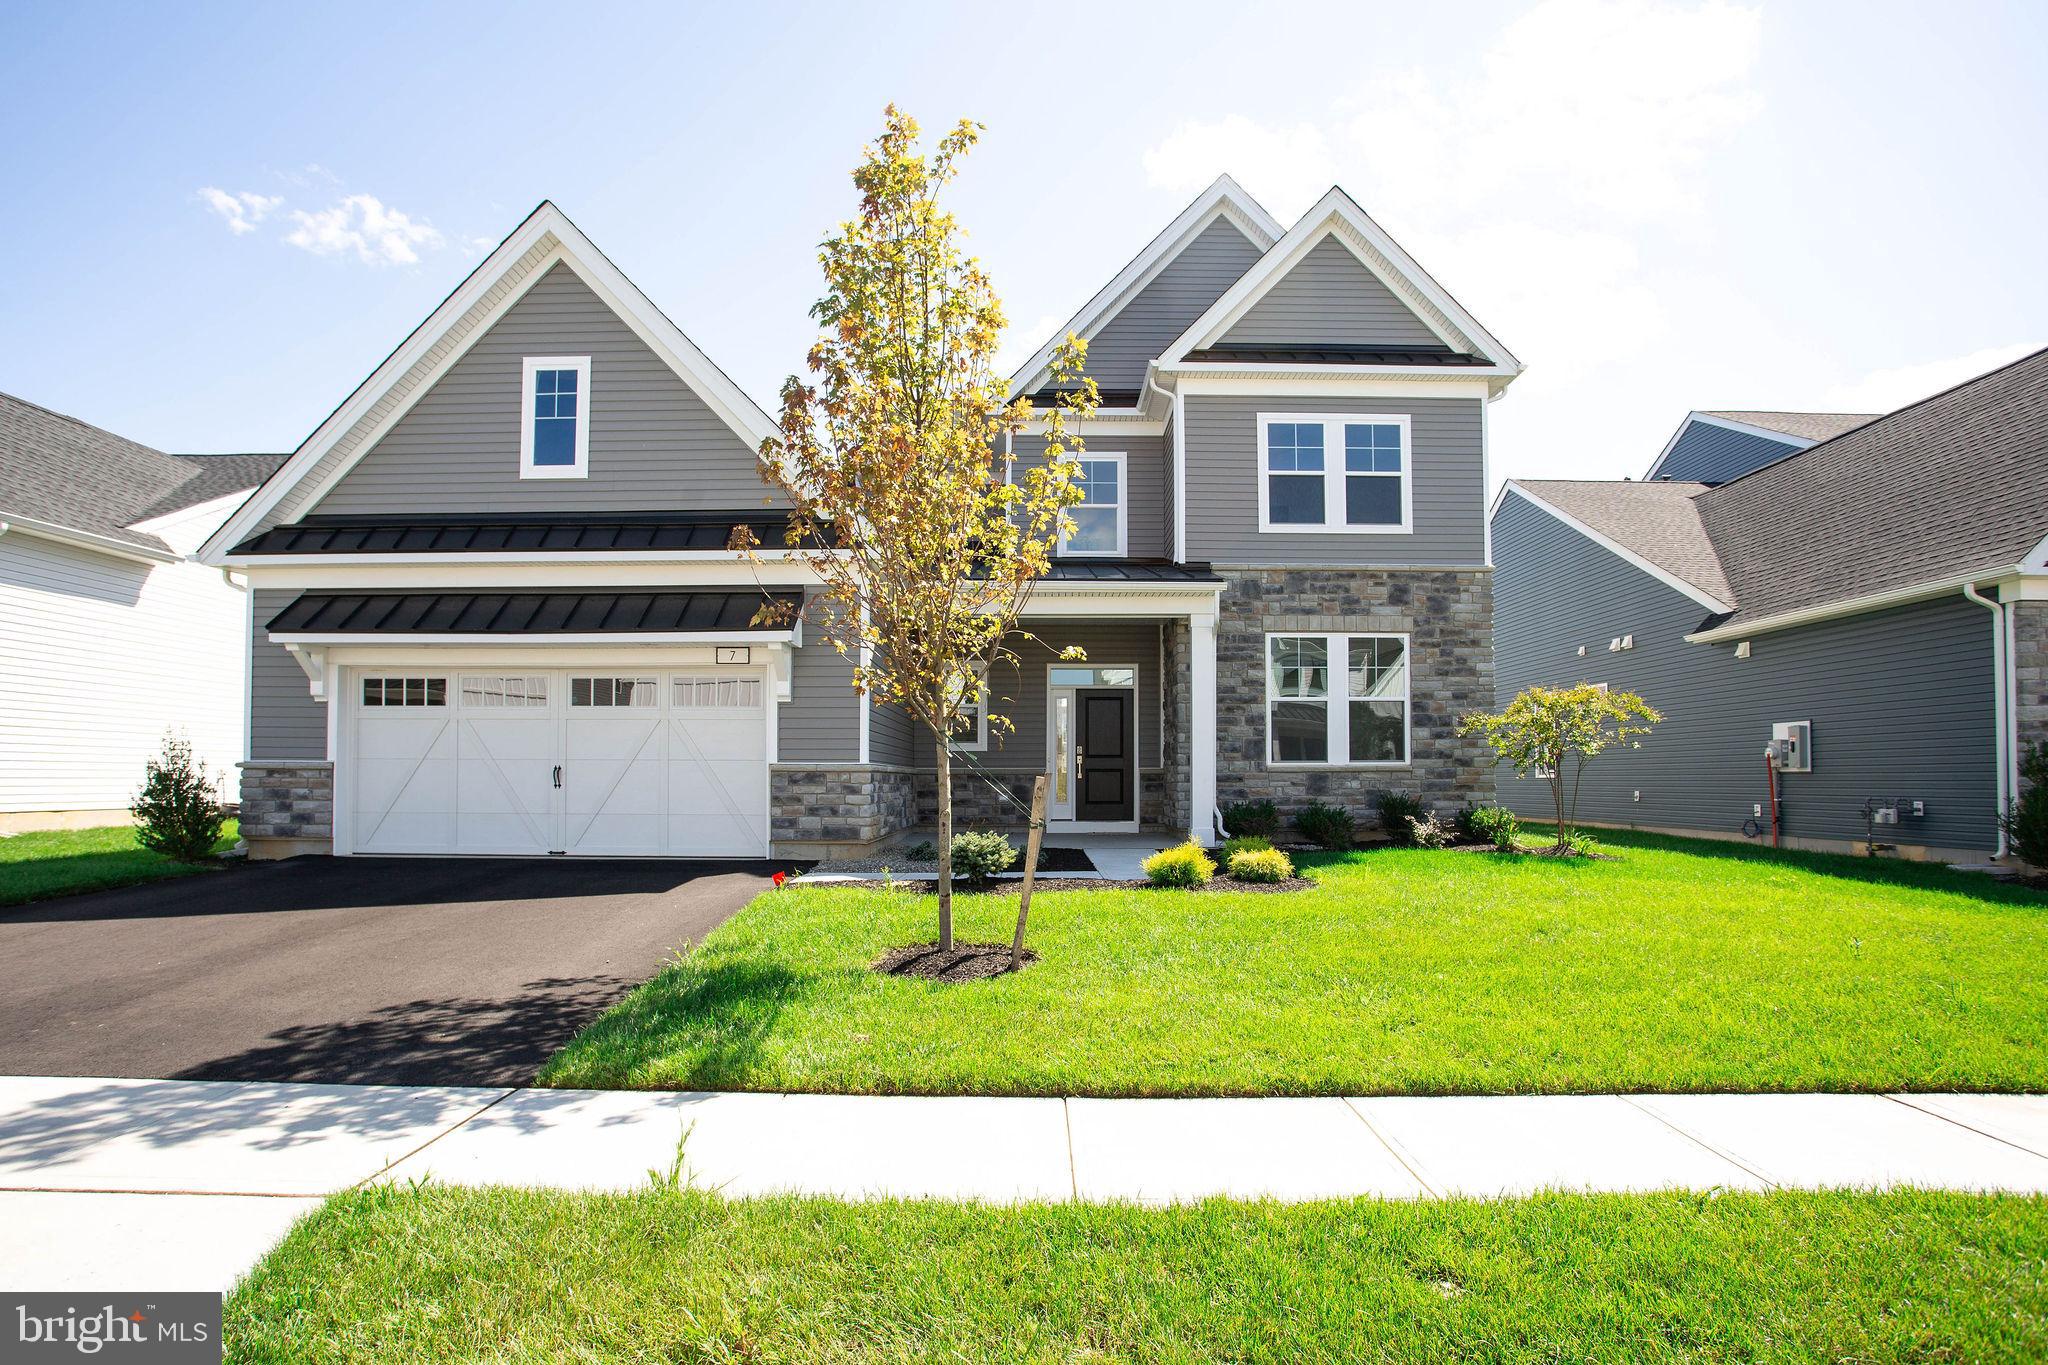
[[200, 183, 1520, 860], [0, 393, 283, 828], [1642, 409, 1876, 485], [1492, 349, 2048, 861]]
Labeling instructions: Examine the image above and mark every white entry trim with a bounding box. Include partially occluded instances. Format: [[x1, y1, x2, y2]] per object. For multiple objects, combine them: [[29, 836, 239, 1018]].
[[1044, 661, 1142, 833]]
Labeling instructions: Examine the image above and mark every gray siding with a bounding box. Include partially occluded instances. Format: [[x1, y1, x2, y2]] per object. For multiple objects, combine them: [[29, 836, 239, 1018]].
[[1654, 422, 1800, 485], [1011, 432, 1168, 560], [1183, 395, 1485, 566], [1161, 407, 1178, 560], [314, 261, 782, 516], [783, 626, 859, 764], [1492, 493, 1998, 850], [915, 620, 1164, 771], [1081, 217, 1261, 392], [1221, 237, 1440, 348], [249, 589, 327, 760], [869, 694, 916, 766]]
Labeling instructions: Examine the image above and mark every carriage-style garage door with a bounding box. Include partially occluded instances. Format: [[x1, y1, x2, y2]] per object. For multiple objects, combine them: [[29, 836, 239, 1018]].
[[345, 668, 769, 857]]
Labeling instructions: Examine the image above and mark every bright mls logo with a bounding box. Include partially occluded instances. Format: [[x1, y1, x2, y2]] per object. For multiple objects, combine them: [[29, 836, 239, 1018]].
[[5, 1294, 220, 1362]]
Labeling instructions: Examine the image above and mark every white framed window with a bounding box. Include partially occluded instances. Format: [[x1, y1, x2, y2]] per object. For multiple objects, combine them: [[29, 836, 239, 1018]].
[[1058, 453, 1126, 557], [1257, 414, 1412, 534], [570, 676, 657, 708], [459, 674, 549, 708], [521, 355, 591, 479], [947, 679, 989, 752], [361, 676, 447, 707], [673, 676, 763, 710], [1264, 632, 1410, 766]]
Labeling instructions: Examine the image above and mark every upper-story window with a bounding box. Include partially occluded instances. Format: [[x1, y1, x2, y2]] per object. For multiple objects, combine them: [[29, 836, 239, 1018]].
[[521, 356, 591, 479], [1257, 414, 1411, 534], [1059, 453, 1126, 557]]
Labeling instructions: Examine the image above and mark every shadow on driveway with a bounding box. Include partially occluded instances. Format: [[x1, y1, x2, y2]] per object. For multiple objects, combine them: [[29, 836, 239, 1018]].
[[0, 856, 799, 1086]]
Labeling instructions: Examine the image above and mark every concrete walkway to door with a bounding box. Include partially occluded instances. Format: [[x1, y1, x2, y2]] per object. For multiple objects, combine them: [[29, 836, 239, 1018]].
[[2, 1075, 2044, 1291]]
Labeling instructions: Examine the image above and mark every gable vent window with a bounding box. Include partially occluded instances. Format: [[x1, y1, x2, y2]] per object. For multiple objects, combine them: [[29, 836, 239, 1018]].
[[521, 356, 591, 479], [1258, 413, 1412, 534]]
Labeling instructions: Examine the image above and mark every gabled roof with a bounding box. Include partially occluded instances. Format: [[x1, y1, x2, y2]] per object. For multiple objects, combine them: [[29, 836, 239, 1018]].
[[1643, 409, 1876, 481], [1007, 175, 1282, 402], [1158, 186, 1522, 386], [0, 391, 283, 557], [200, 201, 781, 563], [1500, 478, 1733, 612], [1691, 346, 2048, 633]]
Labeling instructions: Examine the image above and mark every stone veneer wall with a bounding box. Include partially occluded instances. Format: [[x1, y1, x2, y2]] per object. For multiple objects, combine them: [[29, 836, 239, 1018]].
[[238, 761, 334, 857], [1160, 619, 1193, 834], [2016, 600, 2048, 786], [771, 765, 919, 853], [1214, 567, 1495, 826], [914, 768, 1167, 831]]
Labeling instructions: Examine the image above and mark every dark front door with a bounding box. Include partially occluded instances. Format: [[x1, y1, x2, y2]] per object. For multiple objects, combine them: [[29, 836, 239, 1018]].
[[1076, 688, 1134, 822]]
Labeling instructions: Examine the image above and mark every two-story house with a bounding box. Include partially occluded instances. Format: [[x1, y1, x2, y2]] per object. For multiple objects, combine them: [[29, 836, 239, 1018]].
[[199, 178, 1520, 860]]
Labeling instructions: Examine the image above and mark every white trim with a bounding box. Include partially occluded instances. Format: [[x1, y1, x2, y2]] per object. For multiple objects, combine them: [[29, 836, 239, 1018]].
[[1057, 451, 1128, 557], [1171, 384, 1187, 563], [1189, 612, 1217, 846], [1256, 412, 1413, 535], [1172, 374, 1495, 399], [1157, 187, 1522, 379], [125, 488, 259, 540], [1043, 661, 1141, 830], [1498, 482, 1734, 615], [1684, 566, 2030, 643], [0, 513, 177, 564], [1963, 583, 2009, 858], [1262, 630, 1413, 769], [200, 202, 780, 564], [1008, 175, 1282, 399], [946, 679, 990, 753], [519, 355, 591, 479], [1642, 411, 1810, 482], [1480, 391, 1494, 568]]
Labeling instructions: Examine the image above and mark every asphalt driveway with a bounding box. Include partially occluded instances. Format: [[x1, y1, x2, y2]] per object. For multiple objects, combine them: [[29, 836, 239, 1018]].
[[0, 856, 796, 1086]]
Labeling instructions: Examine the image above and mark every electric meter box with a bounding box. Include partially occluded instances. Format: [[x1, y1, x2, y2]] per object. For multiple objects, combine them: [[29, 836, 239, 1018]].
[[1770, 720, 1812, 772]]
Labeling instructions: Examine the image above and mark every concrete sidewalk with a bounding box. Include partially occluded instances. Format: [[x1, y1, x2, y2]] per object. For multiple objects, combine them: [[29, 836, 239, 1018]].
[[2, 1076, 2044, 1292]]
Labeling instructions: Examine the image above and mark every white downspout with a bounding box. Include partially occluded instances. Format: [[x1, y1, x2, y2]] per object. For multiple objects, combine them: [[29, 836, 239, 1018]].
[[1963, 583, 2009, 857]]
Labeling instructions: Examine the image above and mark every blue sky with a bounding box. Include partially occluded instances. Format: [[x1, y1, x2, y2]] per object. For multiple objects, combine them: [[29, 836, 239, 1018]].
[[2, 0, 2043, 485]]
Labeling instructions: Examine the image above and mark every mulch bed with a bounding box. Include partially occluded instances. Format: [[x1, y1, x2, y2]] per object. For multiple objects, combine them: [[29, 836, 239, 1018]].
[[856, 875, 1317, 895], [872, 941, 1039, 981]]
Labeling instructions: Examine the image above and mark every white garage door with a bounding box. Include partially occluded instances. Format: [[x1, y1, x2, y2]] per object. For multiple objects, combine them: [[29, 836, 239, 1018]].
[[346, 669, 769, 857]]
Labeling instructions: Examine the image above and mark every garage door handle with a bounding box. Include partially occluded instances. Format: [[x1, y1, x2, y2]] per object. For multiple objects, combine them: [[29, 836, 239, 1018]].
[[552, 765, 562, 789]]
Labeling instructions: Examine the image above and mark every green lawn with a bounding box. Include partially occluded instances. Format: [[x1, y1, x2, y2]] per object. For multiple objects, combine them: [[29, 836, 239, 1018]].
[[0, 821, 239, 908], [541, 830, 2048, 1096], [224, 1185, 2048, 1362]]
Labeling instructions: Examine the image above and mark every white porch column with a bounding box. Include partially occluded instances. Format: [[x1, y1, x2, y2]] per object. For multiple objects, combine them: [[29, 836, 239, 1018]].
[[1190, 609, 1218, 845]]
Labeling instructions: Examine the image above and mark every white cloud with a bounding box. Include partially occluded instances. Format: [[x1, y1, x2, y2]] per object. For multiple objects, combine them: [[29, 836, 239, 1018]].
[[1141, 115, 1337, 224], [198, 187, 283, 236], [285, 194, 446, 266], [996, 310, 1071, 379], [1819, 342, 2045, 416]]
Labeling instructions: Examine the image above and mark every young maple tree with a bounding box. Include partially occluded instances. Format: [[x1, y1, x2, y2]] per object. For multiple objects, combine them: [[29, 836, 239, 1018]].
[[748, 107, 1097, 950], [1459, 684, 1662, 849]]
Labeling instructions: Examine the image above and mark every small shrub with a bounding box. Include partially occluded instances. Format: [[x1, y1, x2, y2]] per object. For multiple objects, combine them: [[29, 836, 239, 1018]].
[[1142, 841, 1216, 888], [1296, 801, 1356, 851], [1222, 799, 1281, 838], [1374, 791, 1425, 846], [2002, 743, 2048, 867], [905, 839, 937, 861], [129, 732, 224, 864], [1409, 812, 1454, 849], [1563, 829, 1599, 857], [949, 830, 1017, 884], [1465, 804, 1522, 852], [1227, 847, 1293, 883], [1220, 834, 1272, 861]]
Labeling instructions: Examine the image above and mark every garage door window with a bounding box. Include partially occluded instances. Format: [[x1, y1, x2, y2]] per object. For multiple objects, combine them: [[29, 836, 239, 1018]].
[[460, 675, 549, 708], [361, 677, 446, 707], [673, 676, 762, 710], [571, 676, 658, 708]]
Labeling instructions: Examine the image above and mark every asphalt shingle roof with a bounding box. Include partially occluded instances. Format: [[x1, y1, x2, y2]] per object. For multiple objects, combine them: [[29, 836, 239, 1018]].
[[1697, 410, 1878, 443], [0, 391, 283, 551], [1510, 477, 1733, 606]]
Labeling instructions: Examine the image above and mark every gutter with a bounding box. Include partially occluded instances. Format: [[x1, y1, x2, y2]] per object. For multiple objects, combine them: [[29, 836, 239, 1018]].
[[1962, 583, 2012, 859], [0, 511, 177, 564], [1686, 564, 2026, 643]]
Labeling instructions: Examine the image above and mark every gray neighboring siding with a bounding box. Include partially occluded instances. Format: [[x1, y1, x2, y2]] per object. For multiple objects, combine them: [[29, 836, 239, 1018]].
[[783, 632, 859, 764], [314, 261, 782, 516], [1183, 395, 1485, 566], [1492, 493, 1998, 850], [1011, 432, 1168, 560], [1221, 237, 1441, 349], [1654, 422, 1800, 485], [914, 621, 1164, 771], [249, 588, 327, 761], [1081, 217, 1262, 392]]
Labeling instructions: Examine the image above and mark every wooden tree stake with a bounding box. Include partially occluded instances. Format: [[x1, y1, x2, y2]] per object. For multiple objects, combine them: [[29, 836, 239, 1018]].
[[1011, 774, 1049, 971]]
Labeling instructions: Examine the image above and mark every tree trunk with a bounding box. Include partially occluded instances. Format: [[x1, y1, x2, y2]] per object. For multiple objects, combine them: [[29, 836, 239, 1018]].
[[935, 737, 954, 952], [1551, 758, 1568, 848], [1011, 774, 1048, 971]]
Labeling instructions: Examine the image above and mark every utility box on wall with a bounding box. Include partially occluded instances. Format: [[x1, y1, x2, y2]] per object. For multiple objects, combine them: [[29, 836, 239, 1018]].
[[1771, 720, 1812, 772]]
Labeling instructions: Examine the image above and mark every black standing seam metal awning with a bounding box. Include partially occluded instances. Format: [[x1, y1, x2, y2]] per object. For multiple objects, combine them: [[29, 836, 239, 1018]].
[[266, 590, 804, 636], [230, 512, 830, 557]]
